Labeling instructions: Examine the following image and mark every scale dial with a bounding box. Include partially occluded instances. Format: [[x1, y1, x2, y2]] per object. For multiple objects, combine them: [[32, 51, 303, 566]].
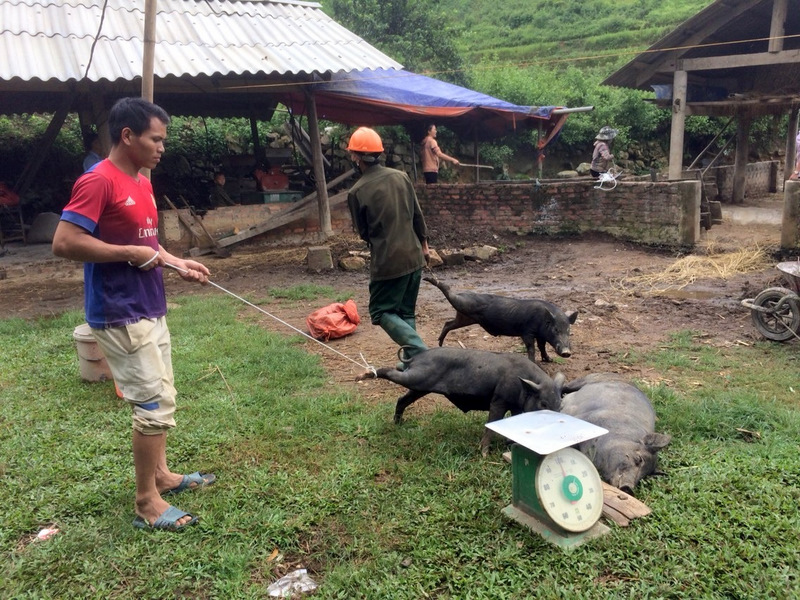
[[535, 447, 603, 533]]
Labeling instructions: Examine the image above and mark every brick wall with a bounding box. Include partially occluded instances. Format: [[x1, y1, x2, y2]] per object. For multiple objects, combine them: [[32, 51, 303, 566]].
[[415, 179, 701, 246], [160, 178, 701, 252]]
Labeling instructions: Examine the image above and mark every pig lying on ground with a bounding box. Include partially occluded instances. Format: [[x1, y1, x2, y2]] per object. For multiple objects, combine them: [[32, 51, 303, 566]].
[[423, 275, 577, 362], [559, 374, 671, 493], [356, 346, 566, 455]]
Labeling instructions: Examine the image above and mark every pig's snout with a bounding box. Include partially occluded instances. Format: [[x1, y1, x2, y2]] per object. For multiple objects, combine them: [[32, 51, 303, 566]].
[[558, 347, 571, 358], [611, 474, 637, 494]]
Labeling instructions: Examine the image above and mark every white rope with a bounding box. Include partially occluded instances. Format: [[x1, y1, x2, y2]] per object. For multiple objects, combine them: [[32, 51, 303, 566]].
[[164, 262, 376, 375], [594, 165, 622, 191]]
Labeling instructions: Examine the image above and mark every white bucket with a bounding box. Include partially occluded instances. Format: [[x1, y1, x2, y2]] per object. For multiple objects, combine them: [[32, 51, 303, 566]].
[[73, 324, 113, 382]]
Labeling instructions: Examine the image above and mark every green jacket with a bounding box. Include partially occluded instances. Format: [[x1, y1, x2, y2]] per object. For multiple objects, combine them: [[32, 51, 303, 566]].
[[347, 164, 428, 281]]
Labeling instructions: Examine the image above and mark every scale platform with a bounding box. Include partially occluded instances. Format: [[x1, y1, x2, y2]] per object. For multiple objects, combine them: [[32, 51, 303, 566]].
[[485, 410, 608, 455], [486, 411, 611, 550]]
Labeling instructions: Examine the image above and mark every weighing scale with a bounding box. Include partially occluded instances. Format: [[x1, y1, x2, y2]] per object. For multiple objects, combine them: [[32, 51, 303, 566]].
[[486, 410, 611, 549]]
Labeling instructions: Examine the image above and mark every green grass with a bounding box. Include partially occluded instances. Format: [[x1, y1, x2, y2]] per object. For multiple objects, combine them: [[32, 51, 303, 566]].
[[1, 298, 799, 598]]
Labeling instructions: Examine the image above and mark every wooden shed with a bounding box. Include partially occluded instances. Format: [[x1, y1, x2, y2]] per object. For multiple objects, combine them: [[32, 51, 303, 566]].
[[603, 0, 800, 202]]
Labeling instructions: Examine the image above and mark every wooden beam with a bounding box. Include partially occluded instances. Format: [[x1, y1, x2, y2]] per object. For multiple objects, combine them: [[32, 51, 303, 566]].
[[769, 0, 788, 53], [14, 94, 73, 197], [305, 88, 332, 237], [214, 170, 355, 249], [632, 1, 753, 87], [679, 48, 800, 71], [216, 191, 348, 249]]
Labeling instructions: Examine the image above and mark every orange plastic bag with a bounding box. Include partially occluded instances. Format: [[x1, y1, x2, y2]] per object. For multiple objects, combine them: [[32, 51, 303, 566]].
[[306, 299, 361, 341]]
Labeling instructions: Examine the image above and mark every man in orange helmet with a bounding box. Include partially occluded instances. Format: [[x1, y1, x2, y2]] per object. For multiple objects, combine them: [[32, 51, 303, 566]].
[[346, 127, 430, 367]]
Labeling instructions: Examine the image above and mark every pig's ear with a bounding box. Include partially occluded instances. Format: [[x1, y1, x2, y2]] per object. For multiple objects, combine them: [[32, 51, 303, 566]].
[[553, 372, 566, 394], [519, 377, 541, 392], [644, 432, 671, 450], [567, 310, 578, 324]]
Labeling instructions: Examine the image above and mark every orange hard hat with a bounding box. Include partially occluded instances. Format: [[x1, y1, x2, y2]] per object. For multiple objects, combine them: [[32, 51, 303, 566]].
[[347, 127, 384, 153]]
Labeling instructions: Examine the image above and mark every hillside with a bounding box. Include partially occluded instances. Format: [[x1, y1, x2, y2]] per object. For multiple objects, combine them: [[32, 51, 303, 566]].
[[440, 0, 715, 70]]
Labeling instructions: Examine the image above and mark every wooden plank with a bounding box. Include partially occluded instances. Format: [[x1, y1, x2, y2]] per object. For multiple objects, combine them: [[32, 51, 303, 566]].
[[602, 482, 652, 521], [601, 504, 631, 527], [216, 190, 350, 248], [162, 195, 209, 246], [680, 49, 800, 72], [214, 169, 355, 249]]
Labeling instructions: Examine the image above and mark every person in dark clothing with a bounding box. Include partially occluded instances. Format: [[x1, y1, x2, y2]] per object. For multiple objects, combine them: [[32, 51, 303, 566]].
[[590, 126, 618, 179], [209, 171, 237, 206], [346, 127, 430, 366]]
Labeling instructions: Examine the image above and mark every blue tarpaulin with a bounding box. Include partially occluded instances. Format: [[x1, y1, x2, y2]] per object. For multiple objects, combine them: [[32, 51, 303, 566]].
[[281, 68, 568, 143]]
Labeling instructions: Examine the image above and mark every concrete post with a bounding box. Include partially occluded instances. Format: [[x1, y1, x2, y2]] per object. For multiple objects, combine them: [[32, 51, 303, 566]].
[[733, 117, 751, 204], [677, 180, 701, 246], [781, 180, 800, 250]]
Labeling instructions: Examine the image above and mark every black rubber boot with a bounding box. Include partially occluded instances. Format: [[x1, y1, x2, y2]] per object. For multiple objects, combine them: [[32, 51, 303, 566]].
[[379, 313, 427, 369]]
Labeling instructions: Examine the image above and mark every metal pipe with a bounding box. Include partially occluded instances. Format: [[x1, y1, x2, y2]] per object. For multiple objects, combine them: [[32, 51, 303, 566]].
[[457, 163, 494, 169], [550, 106, 594, 114]]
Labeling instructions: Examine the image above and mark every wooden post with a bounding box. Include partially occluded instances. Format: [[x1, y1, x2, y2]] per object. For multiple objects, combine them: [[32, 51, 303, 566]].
[[733, 116, 751, 205], [768, 0, 788, 53], [250, 115, 263, 166], [304, 89, 331, 237], [141, 0, 157, 180], [668, 69, 688, 181], [142, 0, 156, 102]]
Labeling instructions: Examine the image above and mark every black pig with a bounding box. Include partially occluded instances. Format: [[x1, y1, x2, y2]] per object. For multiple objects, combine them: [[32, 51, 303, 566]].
[[424, 275, 577, 362], [560, 374, 671, 493], [357, 346, 565, 455]]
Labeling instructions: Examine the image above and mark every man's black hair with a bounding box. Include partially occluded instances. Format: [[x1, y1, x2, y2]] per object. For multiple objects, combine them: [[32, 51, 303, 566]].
[[83, 131, 98, 151], [361, 152, 381, 165], [108, 97, 170, 145]]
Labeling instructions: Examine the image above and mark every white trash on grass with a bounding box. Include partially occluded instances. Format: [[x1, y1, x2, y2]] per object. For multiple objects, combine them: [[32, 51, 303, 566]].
[[267, 568, 318, 597]]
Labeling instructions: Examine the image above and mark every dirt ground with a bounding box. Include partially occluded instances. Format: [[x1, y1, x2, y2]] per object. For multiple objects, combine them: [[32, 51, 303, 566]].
[[0, 198, 795, 412]]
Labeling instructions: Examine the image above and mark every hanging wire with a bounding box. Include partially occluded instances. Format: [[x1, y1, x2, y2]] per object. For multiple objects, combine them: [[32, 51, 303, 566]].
[[83, 0, 110, 80]]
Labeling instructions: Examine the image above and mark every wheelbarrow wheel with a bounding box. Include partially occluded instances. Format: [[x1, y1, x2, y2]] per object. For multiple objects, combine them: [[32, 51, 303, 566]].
[[750, 287, 800, 342]]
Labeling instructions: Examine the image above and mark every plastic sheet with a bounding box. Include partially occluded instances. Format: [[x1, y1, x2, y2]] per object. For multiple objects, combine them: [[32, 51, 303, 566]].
[[267, 569, 318, 597]]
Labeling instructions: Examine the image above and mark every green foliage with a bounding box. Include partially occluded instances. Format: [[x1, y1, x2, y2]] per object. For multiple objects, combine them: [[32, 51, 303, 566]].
[[323, 0, 466, 83], [470, 61, 670, 159], [2, 304, 800, 597], [445, 0, 713, 66]]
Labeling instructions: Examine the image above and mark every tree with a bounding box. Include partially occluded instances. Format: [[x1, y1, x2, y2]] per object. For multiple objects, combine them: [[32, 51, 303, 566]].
[[324, 0, 466, 84]]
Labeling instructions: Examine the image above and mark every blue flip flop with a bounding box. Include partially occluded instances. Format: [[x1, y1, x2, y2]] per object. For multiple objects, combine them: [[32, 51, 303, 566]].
[[163, 472, 216, 496], [132, 506, 198, 531]]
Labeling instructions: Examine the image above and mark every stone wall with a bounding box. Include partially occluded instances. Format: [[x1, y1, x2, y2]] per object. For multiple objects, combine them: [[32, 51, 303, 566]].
[[160, 177, 701, 251], [684, 160, 779, 203]]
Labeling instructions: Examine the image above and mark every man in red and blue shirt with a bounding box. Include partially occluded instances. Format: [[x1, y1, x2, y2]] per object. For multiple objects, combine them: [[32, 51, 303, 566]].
[[53, 97, 215, 531]]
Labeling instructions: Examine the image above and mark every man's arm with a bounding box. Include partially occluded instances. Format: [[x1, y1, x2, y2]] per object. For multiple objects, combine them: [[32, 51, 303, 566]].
[[52, 221, 209, 283], [52, 221, 155, 267]]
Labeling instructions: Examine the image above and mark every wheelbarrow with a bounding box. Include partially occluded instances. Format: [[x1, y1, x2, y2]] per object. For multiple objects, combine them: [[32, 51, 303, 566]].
[[741, 261, 800, 341]]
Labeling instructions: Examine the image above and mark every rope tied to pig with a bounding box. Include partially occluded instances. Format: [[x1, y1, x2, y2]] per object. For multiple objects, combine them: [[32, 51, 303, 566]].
[[164, 262, 377, 376]]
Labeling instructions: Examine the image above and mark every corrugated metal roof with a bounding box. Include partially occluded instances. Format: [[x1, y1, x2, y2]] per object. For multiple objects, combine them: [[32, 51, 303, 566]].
[[0, 0, 402, 83]]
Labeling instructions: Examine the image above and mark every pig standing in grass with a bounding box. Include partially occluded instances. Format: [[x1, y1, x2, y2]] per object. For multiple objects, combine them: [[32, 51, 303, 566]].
[[356, 346, 565, 455], [560, 374, 671, 493], [423, 275, 577, 362]]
